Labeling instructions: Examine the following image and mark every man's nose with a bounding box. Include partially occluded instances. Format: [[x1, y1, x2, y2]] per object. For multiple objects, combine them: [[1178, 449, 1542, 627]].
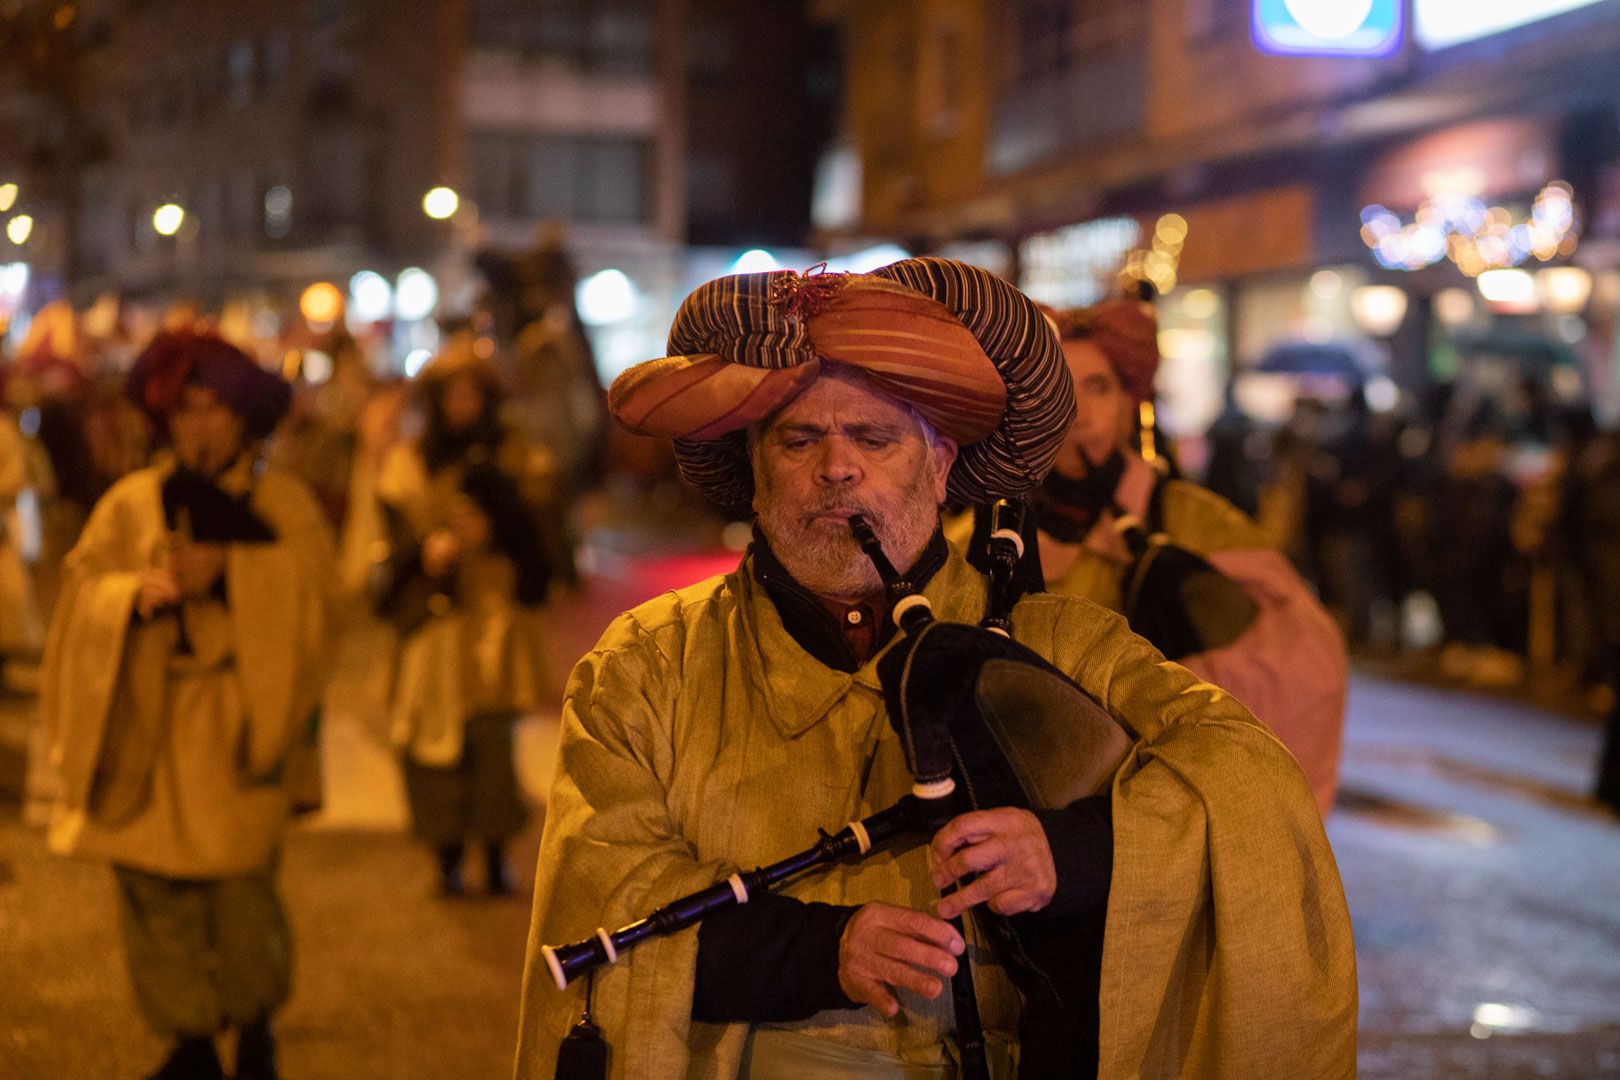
[[814, 437, 862, 486]]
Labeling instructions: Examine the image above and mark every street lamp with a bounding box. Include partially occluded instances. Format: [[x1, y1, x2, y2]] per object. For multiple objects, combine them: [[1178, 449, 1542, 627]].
[[1477, 268, 1537, 312], [0, 183, 16, 213], [299, 281, 344, 325], [1349, 284, 1408, 337], [1536, 266, 1593, 315], [395, 267, 439, 321], [422, 186, 459, 220], [6, 215, 33, 245], [153, 203, 186, 237]]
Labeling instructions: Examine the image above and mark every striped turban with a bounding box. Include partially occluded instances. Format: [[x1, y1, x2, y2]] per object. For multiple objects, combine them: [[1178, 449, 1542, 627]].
[[609, 257, 1074, 507]]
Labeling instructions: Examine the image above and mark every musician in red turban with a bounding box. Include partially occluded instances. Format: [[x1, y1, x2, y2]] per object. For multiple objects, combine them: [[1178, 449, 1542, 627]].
[[39, 330, 333, 1080], [1019, 297, 1349, 816], [516, 259, 1355, 1079]]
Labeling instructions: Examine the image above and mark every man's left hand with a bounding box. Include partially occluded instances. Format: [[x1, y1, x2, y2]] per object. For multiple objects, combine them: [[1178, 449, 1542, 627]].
[[929, 808, 1056, 920]]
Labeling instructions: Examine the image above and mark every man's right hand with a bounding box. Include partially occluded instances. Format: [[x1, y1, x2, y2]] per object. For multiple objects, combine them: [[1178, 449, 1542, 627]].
[[136, 567, 182, 621], [837, 902, 964, 1018]]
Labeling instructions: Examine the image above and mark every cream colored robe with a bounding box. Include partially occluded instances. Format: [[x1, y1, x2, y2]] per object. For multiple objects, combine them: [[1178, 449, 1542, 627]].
[[350, 441, 551, 765], [0, 416, 41, 653], [514, 544, 1356, 1079], [40, 460, 334, 878]]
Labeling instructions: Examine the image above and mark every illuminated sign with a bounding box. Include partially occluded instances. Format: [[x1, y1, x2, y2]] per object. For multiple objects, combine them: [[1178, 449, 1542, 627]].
[[1019, 217, 1142, 308], [1415, 0, 1608, 50], [1252, 0, 1403, 57]]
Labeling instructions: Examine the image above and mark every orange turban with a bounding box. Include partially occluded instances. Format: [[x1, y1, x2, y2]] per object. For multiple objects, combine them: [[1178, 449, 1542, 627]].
[[1052, 300, 1159, 405]]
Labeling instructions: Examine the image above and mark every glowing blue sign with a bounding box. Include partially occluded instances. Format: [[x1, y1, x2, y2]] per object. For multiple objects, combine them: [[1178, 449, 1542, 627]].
[[1253, 0, 1403, 57], [1415, 0, 1608, 50]]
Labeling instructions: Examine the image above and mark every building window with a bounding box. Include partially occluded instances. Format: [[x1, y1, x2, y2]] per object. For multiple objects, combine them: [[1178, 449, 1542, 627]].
[[128, 199, 145, 256], [1014, 0, 1075, 81], [470, 0, 653, 75], [1011, 0, 1146, 83], [686, 19, 737, 82], [193, 50, 224, 114], [919, 21, 964, 139], [227, 39, 256, 108], [471, 132, 650, 224], [1185, 0, 1250, 41], [233, 171, 260, 239], [263, 184, 294, 239], [685, 152, 738, 221], [261, 30, 291, 93], [310, 0, 349, 25], [992, 0, 1150, 173]]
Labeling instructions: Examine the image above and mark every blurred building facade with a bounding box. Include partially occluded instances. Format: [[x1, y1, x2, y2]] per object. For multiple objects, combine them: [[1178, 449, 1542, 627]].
[[818, 0, 1620, 433], [0, 0, 834, 382]]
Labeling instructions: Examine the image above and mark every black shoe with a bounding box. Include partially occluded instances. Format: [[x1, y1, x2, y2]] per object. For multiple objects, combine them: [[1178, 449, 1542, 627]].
[[235, 1017, 278, 1080], [436, 843, 466, 898], [147, 1037, 224, 1080], [484, 842, 514, 896]]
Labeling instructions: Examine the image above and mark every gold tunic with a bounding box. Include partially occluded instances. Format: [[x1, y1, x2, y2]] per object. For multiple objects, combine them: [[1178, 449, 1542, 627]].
[[514, 544, 1357, 1079]]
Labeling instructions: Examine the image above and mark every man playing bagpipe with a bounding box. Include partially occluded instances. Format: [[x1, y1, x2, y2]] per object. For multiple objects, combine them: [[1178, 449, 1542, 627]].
[[39, 330, 334, 1080], [515, 259, 1356, 1079], [1011, 298, 1348, 815]]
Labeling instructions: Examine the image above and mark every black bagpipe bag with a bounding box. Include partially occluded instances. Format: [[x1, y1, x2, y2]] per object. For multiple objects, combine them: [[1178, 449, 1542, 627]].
[[1118, 535, 1258, 661], [876, 614, 1131, 1078]]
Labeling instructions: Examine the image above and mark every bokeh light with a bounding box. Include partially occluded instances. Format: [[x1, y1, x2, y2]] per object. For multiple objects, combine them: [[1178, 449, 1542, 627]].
[[152, 203, 186, 237], [422, 187, 460, 220]]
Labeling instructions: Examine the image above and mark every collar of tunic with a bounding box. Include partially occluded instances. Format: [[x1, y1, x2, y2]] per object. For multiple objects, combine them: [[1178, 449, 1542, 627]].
[[749, 525, 949, 673], [733, 529, 988, 740]]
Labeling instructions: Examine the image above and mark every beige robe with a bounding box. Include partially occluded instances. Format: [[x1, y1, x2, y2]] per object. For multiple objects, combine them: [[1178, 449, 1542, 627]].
[[40, 460, 334, 878], [350, 441, 551, 765], [0, 416, 41, 653], [514, 544, 1356, 1079]]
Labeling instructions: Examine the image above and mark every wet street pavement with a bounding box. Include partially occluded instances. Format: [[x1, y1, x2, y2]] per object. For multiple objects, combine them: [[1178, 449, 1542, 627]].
[[1331, 675, 1620, 1078], [3, 530, 1619, 1078]]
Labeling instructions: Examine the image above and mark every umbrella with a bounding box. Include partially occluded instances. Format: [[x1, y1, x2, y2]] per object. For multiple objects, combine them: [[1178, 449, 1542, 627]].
[[1254, 341, 1373, 382]]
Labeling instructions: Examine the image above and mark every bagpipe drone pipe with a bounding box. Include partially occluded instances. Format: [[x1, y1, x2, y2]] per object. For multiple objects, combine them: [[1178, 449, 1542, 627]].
[[854, 506, 1132, 1079], [981, 479, 1260, 662]]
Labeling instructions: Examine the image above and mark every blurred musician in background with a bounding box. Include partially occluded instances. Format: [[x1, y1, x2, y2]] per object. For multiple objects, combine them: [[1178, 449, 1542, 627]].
[[1027, 298, 1348, 815], [345, 335, 555, 897], [39, 331, 333, 1080]]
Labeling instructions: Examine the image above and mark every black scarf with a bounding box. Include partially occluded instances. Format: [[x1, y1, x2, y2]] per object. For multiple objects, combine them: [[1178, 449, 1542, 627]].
[[1032, 450, 1126, 543], [751, 524, 948, 673]]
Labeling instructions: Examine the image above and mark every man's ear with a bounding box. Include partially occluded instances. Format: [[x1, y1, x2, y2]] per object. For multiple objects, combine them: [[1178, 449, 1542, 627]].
[[931, 436, 958, 504]]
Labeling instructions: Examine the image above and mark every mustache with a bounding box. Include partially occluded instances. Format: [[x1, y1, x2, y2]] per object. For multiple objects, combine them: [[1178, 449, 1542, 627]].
[[800, 496, 882, 529]]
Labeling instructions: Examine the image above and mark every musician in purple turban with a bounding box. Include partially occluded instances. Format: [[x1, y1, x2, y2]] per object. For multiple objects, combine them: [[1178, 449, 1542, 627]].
[[39, 330, 333, 1080], [515, 259, 1356, 1079]]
